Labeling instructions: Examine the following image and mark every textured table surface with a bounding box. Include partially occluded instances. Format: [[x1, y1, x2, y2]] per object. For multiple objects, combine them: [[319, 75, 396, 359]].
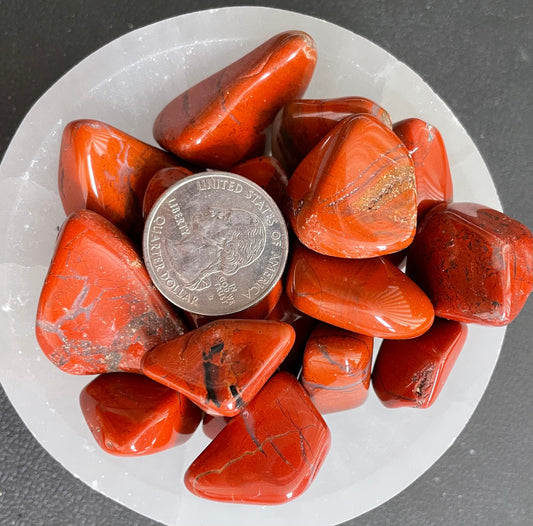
[[1, 1, 532, 525]]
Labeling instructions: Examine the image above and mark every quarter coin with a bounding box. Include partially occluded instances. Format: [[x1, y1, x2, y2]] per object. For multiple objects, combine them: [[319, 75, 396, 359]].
[[143, 171, 289, 316]]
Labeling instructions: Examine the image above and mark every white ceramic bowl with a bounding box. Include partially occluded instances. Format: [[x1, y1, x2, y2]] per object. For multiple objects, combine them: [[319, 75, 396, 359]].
[[0, 7, 505, 526]]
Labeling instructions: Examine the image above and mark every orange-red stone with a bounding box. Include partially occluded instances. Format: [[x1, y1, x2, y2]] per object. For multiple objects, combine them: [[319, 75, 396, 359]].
[[35, 210, 187, 374], [58, 119, 178, 238], [184, 371, 330, 504], [231, 156, 289, 216], [142, 319, 295, 417], [287, 242, 434, 339], [288, 114, 416, 258], [142, 166, 194, 218], [301, 323, 373, 414], [80, 373, 202, 455], [272, 96, 392, 174], [393, 118, 453, 218], [184, 279, 283, 329], [153, 31, 317, 170], [372, 318, 468, 408], [407, 202, 533, 325]]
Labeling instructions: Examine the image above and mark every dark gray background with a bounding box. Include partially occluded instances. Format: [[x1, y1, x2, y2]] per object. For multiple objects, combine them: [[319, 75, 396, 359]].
[[1, 1, 532, 525]]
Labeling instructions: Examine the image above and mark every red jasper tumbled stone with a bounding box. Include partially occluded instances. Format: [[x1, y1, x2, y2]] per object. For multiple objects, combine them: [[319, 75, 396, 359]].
[[288, 114, 417, 258], [153, 31, 317, 170], [35, 210, 187, 374], [301, 323, 373, 414], [184, 371, 330, 504], [142, 319, 295, 417], [272, 96, 392, 174], [393, 118, 453, 218], [80, 373, 202, 455], [372, 318, 468, 408], [407, 202, 533, 325], [287, 242, 434, 339], [59, 119, 178, 238]]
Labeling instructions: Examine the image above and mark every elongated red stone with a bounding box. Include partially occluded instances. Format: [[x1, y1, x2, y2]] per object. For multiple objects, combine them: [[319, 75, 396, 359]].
[[142, 319, 295, 417], [142, 166, 194, 217], [184, 371, 330, 504], [272, 96, 392, 174], [59, 119, 178, 238], [267, 291, 316, 374], [231, 156, 289, 215], [35, 210, 187, 374], [407, 203, 533, 325], [301, 323, 373, 413], [393, 118, 453, 218], [372, 318, 468, 408], [184, 279, 283, 328], [153, 31, 317, 170], [288, 114, 416, 258], [287, 242, 434, 339], [80, 373, 202, 455]]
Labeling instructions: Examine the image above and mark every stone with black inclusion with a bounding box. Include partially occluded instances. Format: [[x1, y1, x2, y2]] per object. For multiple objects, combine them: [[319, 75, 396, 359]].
[[141, 319, 295, 416]]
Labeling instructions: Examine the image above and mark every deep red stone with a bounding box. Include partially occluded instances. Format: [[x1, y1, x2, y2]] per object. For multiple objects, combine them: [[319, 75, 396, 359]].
[[35, 210, 187, 374], [272, 96, 392, 174], [142, 319, 296, 417], [80, 373, 202, 455], [230, 156, 289, 215], [393, 118, 453, 218], [372, 318, 468, 408], [407, 202, 533, 325], [142, 166, 194, 218], [184, 371, 330, 504], [58, 119, 178, 238], [184, 279, 283, 329], [301, 323, 373, 414], [288, 114, 417, 258], [267, 291, 317, 375], [287, 242, 434, 339], [153, 31, 317, 170]]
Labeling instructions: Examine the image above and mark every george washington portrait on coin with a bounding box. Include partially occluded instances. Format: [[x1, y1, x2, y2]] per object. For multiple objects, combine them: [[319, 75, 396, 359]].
[[163, 206, 267, 291]]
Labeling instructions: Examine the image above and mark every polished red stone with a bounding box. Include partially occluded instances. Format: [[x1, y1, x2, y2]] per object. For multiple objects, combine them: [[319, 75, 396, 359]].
[[142, 166, 193, 218], [231, 156, 289, 215], [35, 210, 187, 374], [142, 319, 296, 417], [184, 279, 283, 328], [272, 96, 392, 174], [184, 371, 330, 504], [372, 318, 468, 408], [407, 202, 533, 325], [393, 118, 453, 218], [288, 114, 417, 258], [301, 323, 373, 414], [80, 373, 202, 455], [58, 119, 178, 238], [153, 31, 317, 170], [287, 242, 434, 339], [267, 291, 316, 375]]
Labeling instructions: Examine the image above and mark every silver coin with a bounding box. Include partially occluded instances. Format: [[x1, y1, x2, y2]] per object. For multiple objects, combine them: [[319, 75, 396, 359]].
[[143, 171, 289, 316]]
